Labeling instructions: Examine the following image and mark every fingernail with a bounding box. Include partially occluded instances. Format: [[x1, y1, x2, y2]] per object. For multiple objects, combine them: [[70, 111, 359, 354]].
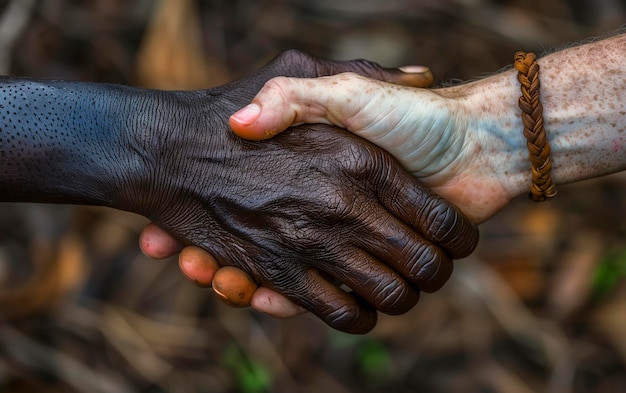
[[231, 103, 261, 125], [399, 65, 429, 74]]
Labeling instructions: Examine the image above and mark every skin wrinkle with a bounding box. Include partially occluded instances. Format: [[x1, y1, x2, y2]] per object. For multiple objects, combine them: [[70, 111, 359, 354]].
[[405, 242, 441, 282], [352, 207, 425, 286], [324, 172, 417, 306], [426, 203, 460, 246], [241, 150, 412, 311], [332, 249, 415, 314], [338, 76, 467, 180], [367, 274, 414, 314], [287, 269, 375, 332], [370, 171, 457, 280], [326, 303, 365, 330], [402, 113, 456, 177]]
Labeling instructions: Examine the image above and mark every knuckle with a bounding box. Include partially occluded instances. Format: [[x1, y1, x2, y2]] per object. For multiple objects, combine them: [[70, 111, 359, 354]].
[[423, 199, 479, 257], [373, 280, 418, 315], [423, 200, 459, 242], [326, 303, 374, 334], [262, 77, 295, 104], [275, 49, 311, 67], [403, 242, 444, 284], [346, 58, 386, 78], [334, 138, 381, 178], [400, 241, 454, 292], [274, 50, 333, 79], [421, 259, 453, 293]]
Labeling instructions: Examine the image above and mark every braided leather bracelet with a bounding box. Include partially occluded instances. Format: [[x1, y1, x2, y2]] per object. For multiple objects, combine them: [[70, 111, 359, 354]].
[[514, 52, 557, 202]]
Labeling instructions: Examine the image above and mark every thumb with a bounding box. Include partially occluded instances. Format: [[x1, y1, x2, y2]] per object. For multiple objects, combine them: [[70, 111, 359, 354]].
[[229, 75, 342, 140], [230, 73, 383, 140], [229, 63, 433, 140]]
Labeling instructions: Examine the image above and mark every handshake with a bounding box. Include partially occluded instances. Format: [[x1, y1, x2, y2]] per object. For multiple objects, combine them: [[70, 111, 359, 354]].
[[136, 50, 480, 334], [3, 32, 624, 333]]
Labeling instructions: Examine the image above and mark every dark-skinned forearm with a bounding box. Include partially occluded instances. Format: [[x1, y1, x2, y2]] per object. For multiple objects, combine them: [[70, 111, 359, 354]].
[[0, 77, 169, 210]]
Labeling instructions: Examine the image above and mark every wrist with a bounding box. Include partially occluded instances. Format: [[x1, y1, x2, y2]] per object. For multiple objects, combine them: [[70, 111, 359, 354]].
[[462, 69, 530, 198], [108, 89, 199, 217], [430, 70, 530, 222], [61, 84, 174, 214]]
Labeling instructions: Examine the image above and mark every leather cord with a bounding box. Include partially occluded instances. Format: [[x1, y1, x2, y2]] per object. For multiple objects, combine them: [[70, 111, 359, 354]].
[[514, 52, 557, 202]]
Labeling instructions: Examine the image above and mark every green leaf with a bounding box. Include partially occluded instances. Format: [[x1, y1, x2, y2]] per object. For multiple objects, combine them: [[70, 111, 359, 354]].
[[357, 340, 393, 384], [592, 248, 626, 298], [223, 345, 271, 393]]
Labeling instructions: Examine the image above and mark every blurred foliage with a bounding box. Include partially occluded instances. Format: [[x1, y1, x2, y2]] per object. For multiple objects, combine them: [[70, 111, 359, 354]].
[[593, 248, 626, 299], [356, 340, 394, 386], [1, 0, 626, 393], [223, 345, 272, 393]]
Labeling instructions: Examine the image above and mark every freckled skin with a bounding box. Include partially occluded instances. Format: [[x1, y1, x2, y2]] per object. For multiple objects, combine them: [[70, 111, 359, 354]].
[[537, 35, 626, 184], [428, 32, 626, 221], [0, 51, 478, 334]]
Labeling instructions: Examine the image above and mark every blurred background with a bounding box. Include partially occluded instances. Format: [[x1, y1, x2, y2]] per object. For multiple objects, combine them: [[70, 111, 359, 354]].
[[1, 0, 626, 392]]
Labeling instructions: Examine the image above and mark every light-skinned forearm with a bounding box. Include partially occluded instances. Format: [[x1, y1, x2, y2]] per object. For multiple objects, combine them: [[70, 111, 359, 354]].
[[445, 33, 626, 217]]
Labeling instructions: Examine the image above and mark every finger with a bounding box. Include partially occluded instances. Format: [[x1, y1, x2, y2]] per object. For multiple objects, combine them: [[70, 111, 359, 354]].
[[228, 76, 323, 141], [250, 287, 307, 318], [377, 163, 479, 259], [272, 50, 434, 88], [354, 207, 455, 293], [398, 66, 434, 87], [320, 248, 420, 315], [278, 269, 377, 334], [178, 246, 220, 287], [139, 223, 183, 259], [212, 266, 257, 308], [179, 247, 261, 308], [323, 59, 434, 88]]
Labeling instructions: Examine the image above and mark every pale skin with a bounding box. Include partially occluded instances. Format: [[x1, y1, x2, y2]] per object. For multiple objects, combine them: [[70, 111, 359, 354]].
[[143, 32, 626, 318]]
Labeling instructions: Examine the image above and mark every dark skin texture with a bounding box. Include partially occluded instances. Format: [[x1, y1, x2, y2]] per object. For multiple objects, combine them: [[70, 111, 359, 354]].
[[0, 51, 478, 333]]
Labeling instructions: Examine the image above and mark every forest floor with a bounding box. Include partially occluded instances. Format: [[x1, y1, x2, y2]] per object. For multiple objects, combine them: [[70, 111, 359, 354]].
[[1, 1, 626, 392]]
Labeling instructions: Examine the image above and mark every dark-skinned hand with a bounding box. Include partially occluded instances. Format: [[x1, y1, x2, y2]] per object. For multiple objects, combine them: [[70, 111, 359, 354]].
[[0, 50, 477, 333], [136, 51, 478, 333]]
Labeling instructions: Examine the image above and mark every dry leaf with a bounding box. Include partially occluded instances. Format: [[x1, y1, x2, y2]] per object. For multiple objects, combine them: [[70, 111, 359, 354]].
[[136, 0, 229, 90]]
